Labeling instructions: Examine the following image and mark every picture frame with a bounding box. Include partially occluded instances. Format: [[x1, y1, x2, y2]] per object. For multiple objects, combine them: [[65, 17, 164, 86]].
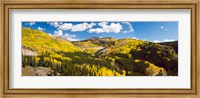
[[0, 0, 199, 97]]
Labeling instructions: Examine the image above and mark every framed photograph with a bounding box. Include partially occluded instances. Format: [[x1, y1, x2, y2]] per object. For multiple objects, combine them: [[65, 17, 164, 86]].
[[1, 0, 200, 97]]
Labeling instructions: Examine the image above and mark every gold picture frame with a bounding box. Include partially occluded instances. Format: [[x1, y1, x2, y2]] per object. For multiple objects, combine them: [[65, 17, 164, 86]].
[[0, 0, 199, 97]]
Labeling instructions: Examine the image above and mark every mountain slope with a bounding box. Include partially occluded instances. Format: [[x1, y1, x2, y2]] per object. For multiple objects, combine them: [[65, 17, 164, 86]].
[[94, 38, 178, 75], [159, 41, 178, 53], [130, 42, 178, 75], [22, 27, 81, 55], [22, 27, 178, 76], [95, 38, 148, 57], [22, 27, 125, 76], [72, 37, 116, 54], [109, 38, 147, 54]]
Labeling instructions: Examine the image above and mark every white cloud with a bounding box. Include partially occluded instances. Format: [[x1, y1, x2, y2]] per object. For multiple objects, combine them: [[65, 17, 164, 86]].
[[71, 23, 87, 31], [54, 30, 63, 37], [153, 39, 175, 43], [71, 23, 96, 32], [110, 23, 123, 33], [63, 33, 79, 41], [64, 34, 77, 38], [57, 23, 73, 30], [132, 37, 139, 40], [49, 33, 52, 36], [30, 22, 35, 26], [88, 22, 122, 33], [88, 28, 104, 33], [53, 30, 79, 41], [48, 22, 63, 28], [98, 22, 108, 28], [163, 39, 174, 42], [48, 22, 125, 33], [38, 27, 45, 31], [153, 40, 161, 43], [123, 31, 129, 34], [47, 22, 136, 34], [87, 22, 96, 28], [122, 22, 134, 33], [160, 26, 169, 32], [56, 22, 96, 32], [25, 22, 35, 26]]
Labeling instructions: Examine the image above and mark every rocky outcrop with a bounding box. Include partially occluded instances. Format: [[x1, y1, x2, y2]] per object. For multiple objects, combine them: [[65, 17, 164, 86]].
[[22, 48, 38, 56], [22, 66, 56, 76]]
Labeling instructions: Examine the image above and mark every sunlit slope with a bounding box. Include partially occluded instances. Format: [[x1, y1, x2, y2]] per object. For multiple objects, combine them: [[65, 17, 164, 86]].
[[96, 38, 178, 75], [95, 38, 148, 57], [22, 27, 178, 76], [22, 27, 81, 55], [73, 37, 116, 54], [109, 38, 148, 54], [22, 27, 125, 76]]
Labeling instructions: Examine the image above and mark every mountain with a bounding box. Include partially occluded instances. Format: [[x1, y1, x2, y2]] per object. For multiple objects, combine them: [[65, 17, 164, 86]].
[[22, 27, 178, 76], [22, 28, 125, 76], [94, 38, 178, 75], [129, 42, 178, 75], [95, 38, 147, 56], [108, 38, 147, 54], [86, 37, 116, 47], [159, 41, 178, 53], [72, 37, 116, 54], [22, 27, 81, 55]]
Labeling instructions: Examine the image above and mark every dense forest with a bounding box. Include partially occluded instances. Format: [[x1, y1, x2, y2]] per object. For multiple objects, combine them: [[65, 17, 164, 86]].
[[22, 27, 178, 76]]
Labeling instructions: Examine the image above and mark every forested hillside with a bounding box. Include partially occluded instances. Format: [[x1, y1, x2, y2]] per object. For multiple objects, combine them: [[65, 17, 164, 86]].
[[22, 27, 81, 54], [160, 41, 178, 53], [22, 27, 178, 76], [72, 37, 116, 54]]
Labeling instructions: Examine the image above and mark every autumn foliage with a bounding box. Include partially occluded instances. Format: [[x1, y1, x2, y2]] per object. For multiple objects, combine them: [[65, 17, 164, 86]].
[[22, 27, 178, 76]]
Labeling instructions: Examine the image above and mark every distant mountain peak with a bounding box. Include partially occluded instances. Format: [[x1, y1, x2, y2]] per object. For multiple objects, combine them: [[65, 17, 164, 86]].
[[89, 37, 101, 40]]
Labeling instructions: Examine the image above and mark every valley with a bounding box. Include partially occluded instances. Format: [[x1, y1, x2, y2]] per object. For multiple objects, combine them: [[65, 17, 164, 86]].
[[22, 27, 178, 76]]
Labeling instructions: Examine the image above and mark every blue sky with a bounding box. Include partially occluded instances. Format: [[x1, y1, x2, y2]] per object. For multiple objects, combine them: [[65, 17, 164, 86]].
[[22, 22, 178, 42]]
